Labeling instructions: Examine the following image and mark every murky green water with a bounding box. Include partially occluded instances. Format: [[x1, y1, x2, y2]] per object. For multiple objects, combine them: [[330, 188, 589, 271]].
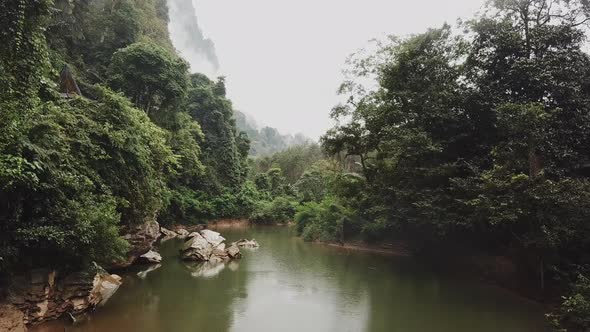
[[33, 226, 547, 332]]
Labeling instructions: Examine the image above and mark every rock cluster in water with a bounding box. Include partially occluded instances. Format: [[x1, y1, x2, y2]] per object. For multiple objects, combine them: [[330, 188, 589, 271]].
[[234, 239, 260, 248], [180, 230, 242, 262]]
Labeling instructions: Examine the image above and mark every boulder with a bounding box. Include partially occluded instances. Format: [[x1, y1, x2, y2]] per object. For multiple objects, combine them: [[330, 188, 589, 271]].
[[91, 273, 122, 306], [136, 250, 162, 264], [212, 243, 229, 260], [176, 228, 190, 239], [200, 229, 225, 246], [181, 232, 213, 261], [235, 239, 260, 248], [179, 230, 241, 262], [160, 227, 178, 242], [186, 232, 201, 239], [226, 244, 242, 259]]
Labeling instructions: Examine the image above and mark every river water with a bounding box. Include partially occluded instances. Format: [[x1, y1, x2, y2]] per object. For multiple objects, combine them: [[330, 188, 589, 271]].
[[32, 226, 548, 332]]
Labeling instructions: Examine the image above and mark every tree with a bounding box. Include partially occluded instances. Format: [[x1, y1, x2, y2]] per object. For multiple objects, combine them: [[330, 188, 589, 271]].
[[186, 74, 248, 191], [108, 41, 189, 120]]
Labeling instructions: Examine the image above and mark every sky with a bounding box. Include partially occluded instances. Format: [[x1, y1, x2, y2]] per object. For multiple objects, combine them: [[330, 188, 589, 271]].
[[179, 0, 488, 139]]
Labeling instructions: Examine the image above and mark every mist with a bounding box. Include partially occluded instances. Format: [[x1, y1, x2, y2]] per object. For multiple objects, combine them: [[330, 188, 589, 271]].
[[166, 0, 219, 77], [167, 0, 487, 138]]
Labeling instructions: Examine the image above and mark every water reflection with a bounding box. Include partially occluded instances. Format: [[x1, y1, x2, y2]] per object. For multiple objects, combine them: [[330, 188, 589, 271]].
[[137, 264, 161, 279], [183, 260, 240, 278]]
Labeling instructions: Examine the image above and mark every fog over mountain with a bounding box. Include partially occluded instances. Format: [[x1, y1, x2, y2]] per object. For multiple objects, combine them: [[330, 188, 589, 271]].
[[235, 110, 311, 157], [166, 0, 219, 76], [167, 1, 310, 155]]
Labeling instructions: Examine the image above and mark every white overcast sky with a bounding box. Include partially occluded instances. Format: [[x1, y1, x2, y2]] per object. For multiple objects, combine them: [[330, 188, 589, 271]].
[[189, 0, 487, 138]]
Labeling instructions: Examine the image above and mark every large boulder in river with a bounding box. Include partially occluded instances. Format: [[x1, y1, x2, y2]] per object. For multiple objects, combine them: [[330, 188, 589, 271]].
[[200, 229, 225, 246], [136, 250, 162, 264], [180, 230, 241, 262], [181, 232, 213, 261], [4, 263, 122, 325]]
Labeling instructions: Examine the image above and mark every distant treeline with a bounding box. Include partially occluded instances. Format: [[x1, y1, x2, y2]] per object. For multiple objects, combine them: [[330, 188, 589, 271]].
[[234, 110, 310, 157]]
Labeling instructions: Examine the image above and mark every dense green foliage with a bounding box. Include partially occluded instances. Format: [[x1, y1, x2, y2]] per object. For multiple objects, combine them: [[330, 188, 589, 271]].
[[290, 1, 590, 330], [0, 0, 250, 271]]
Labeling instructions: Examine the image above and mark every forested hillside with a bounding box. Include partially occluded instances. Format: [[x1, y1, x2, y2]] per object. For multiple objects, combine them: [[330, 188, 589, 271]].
[[0, 0, 258, 270]]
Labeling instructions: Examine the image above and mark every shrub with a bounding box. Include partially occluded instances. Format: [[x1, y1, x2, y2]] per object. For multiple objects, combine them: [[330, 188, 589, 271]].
[[251, 197, 296, 225]]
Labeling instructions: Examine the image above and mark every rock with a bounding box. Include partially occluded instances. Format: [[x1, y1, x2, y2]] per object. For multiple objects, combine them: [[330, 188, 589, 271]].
[[200, 229, 225, 246], [176, 228, 190, 239], [179, 230, 241, 262], [186, 232, 201, 239], [137, 264, 161, 279], [136, 250, 162, 264], [181, 232, 213, 261], [91, 273, 122, 306], [0, 304, 26, 332], [5, 263, 122, 326], [161, 227, 177, 237], [235, 239, 260, 248], [160, 227, 178, 242], [112, 219, 160, 269], [226, 244, 242, 259]]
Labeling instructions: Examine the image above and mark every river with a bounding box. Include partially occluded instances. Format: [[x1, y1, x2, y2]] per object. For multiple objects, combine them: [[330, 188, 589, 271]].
[[32, 226, 548, 332]]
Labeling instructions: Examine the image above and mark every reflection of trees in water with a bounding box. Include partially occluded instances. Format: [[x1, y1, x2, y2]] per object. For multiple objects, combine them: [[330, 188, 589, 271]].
[[361, 261, 547, 332], [224, 227, 546, 332]]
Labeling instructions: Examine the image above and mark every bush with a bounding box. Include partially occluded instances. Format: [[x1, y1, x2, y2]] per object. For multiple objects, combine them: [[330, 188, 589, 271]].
[[294, 197, 353, 242], [0, 87, 173, 269], [251, 197, 296, 225], [549, 274, 590, 331]]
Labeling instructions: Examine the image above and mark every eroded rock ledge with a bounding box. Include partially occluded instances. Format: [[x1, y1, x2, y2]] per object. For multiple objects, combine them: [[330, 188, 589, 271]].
[[1, 263, 121, 327]]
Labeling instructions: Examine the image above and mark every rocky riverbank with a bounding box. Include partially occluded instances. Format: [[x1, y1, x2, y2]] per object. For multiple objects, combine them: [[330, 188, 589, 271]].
[[0, 264, 121, 331], [0, 220, 254, 331]]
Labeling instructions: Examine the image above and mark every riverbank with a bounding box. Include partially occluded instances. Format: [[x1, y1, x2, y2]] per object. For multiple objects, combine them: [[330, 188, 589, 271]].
[[318, 241, 413, 257]]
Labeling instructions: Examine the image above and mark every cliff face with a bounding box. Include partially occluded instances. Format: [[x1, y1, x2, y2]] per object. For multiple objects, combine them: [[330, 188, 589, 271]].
[[0, 217, 164, 328], [2, 264, 121, 326]]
